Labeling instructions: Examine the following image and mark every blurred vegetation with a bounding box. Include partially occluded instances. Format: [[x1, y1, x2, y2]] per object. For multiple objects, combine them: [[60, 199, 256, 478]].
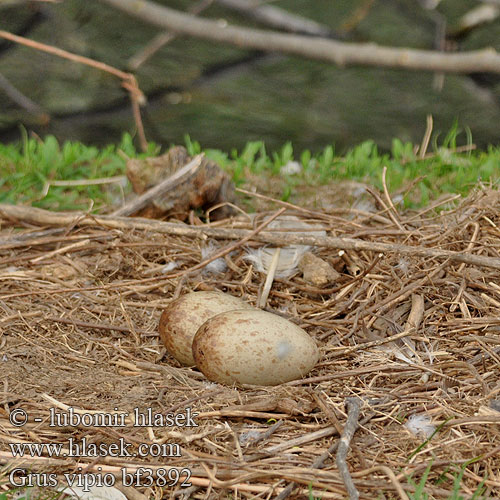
[[1, 0, 499, 151]]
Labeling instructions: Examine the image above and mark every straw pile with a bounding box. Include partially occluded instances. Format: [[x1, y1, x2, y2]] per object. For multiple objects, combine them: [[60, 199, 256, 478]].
[[0, 185, 499, 499]]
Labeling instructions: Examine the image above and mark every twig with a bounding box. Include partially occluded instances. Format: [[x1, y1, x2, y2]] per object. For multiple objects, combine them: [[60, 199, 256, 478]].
[[236, 186, 392, 225], [99, 0, 500, 74], [242, 419, 284, 447], [245, 426, 338, 462], [352, 466, 409, 500], [178, 207, 286, 277], [419, 114, 433, 158], [1, 204, 500, 270], [381, 166, 404, 231], [128, 0, 214, 70], [0, 0, 59, 5], [253, 419, 284, 442], [336, 327, 417, 355], [29, 238, 90, 263], [112, 154, 204, 216], [274, 393, 344, 500], [457, 221, 480, 273], [364, 185, 404, 230], [0, 72, 48, 121], [43, 316, 151, 336], [336, 397, 362, 500], [0, 30, 148, 152], [258, 247, 280, 308]]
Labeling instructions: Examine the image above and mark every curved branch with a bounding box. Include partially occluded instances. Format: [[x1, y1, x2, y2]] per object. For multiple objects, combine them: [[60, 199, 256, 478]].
[[99, 0, 500, 74]]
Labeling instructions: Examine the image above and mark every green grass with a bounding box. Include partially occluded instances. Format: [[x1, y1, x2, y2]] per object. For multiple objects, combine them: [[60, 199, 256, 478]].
[[405, 460, 487, 500], [0, 131, 158, 211], [0, 127, 499, 212]]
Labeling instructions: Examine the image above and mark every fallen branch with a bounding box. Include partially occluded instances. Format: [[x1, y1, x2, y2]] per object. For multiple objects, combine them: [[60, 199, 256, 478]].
[[1, 204, 500, 270], [99, 0, 500, 74]]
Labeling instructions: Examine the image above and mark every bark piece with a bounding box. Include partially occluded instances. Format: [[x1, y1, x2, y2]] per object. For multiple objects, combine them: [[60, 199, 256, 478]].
[[125, 146, 236, 220]]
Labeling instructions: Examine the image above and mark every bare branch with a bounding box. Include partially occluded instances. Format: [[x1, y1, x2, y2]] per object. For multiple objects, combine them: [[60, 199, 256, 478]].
[[99, 0, 500, 74], [215, 0, 333, 37], [0, 29, 148, 152]]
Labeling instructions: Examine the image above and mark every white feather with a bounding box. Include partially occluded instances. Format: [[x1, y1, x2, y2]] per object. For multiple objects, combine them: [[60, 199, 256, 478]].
[[201, 242, 227, 274], [405, 414, 436, 438], [245, 216, 326, 277]]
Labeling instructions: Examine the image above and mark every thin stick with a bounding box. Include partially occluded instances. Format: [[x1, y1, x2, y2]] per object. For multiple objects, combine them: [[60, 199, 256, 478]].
[[381, 166, 404, 231], [364, 185, 404, 230], [245, 419, 284, 445], [274, 393, 344, 500], [43, 316, 151, 336], [0, 31, 130, 85], [245, 426, 338, 462], [0, 72, 48, 119], [258, 247, 280, 308], [336, 397, 362, 500], [0, 30, 148, 152], [457, 221, 480, 273], [236, 186, 390, 224], [177, 207, 287, 278], [419, 114, 433, 158], [335, 327, 417, 355], [29, 238, 90, 263]]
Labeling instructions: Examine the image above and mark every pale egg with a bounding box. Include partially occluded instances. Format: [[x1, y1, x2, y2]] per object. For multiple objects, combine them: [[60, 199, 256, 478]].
[[159, 291, 254, 365], [192, 309, 319, 385]]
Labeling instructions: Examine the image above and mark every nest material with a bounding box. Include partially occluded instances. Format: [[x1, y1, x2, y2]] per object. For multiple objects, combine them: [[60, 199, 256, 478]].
[[0, 187, 500, 499]]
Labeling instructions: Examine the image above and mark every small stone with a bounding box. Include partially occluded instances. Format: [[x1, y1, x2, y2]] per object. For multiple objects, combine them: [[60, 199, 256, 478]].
[[298, 252, 340, 287]]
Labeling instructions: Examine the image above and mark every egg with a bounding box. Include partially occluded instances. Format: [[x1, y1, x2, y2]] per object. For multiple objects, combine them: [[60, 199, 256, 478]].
[[192, 309, 319, 385], [159, 291, 254, 365]]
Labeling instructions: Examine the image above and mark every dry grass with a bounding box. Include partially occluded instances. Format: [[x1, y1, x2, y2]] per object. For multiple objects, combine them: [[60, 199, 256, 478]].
[[0, 186, 499, 499]]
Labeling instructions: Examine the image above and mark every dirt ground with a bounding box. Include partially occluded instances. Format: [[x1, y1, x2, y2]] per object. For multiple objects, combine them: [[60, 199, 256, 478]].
[[0, 184, 499, 499]]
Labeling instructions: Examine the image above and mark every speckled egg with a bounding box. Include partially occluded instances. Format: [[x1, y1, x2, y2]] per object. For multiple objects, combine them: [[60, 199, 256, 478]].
[[159, 291, 254, 365], [192, 309, 319, 385]]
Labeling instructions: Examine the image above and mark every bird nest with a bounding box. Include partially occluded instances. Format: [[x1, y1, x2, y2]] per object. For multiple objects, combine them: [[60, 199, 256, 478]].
[[0, 186, 499, 500]]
